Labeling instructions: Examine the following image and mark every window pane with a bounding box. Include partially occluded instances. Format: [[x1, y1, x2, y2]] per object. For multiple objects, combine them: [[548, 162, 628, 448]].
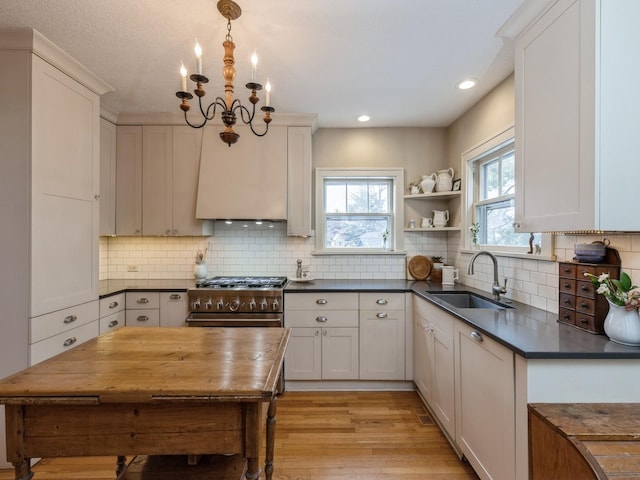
[[368, 182, 390, 213], [346, 183, 369, 213], [477, 199, 533, 246], [325, 183, 346, 213], [501, 152, 515, 196], [325, 216, 390, 248], [481, 159, 500, 200]]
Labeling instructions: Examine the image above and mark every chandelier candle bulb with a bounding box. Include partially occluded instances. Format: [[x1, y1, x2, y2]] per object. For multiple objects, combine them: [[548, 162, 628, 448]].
[[251, 50, 258, 82], [265, 79, 271, 106], [180, 62, 188, 91], [194, 40, 203, 74]]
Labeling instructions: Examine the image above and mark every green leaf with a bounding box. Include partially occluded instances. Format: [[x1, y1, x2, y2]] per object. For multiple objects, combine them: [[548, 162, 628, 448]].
[[620, 272, 632, 292]]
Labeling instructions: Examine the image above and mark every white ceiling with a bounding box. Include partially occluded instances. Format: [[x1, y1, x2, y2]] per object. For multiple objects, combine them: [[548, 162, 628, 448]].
[[0, 0, 526, 128]]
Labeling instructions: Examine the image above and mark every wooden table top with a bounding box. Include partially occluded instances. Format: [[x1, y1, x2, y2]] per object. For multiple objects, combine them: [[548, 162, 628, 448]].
[[0, 327, 291, 405]]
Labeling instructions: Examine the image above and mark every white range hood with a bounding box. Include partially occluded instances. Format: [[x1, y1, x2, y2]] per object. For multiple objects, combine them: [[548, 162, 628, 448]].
[[195, 125, 288, 220]]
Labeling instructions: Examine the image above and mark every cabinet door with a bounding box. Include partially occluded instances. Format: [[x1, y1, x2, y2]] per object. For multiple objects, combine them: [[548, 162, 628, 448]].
[[126, 309, 160, 327], [285, 327, 322, 380], [431, 309, 455, 439], [100, 310, 125, 335], [359, 309, 405, 380], [160, 292, 189, 327], [515, 0, 596, 232], [322, 327, 359, 380], [99, 118, 117, 236], [142, 126, 173, 235], [455, 321, 515, 480], [413, 315, 432, 401], [287, 126, 312, 236], [30, 55, 99, 316], [116, 126, 143, 235]]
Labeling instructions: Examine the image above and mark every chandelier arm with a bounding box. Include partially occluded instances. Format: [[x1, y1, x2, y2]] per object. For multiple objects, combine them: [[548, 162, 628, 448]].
[[234, 101, 256, 125], [182, 109, 208, 129]]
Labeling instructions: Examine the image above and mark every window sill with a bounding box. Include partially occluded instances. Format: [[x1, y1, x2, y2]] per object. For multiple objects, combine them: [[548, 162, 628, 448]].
[[312, 249, 407, 256], [460, 248, 557, 262]]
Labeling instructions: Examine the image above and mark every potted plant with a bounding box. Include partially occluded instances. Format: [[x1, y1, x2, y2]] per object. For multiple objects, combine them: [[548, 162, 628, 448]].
[[584, 271, 640, 346], [469, 222, 480, 247], [431, 256, 444, 269]]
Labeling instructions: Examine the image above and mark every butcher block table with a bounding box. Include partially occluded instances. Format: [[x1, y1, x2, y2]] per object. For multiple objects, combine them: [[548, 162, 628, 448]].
[[0, 327, 291, 480]]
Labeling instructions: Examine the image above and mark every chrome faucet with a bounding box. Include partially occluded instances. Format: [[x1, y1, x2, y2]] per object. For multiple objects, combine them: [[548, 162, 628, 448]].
[[467, 250, 508, 301]]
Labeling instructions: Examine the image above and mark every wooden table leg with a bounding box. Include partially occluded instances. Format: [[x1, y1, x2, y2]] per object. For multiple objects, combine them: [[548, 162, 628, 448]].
[[244, 403, 262, 480], [115, 455, 127, 476], [5, 406, 32, 480], [12, 460, 33, 480], [265, 397, 277, 480]]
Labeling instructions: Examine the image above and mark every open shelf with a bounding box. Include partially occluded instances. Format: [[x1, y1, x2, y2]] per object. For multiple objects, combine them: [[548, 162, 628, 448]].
[[404, 190, 461, 200]]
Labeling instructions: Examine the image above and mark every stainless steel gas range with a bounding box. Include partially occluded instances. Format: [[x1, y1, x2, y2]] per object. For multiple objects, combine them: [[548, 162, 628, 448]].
[[186, 276, 288, 327]]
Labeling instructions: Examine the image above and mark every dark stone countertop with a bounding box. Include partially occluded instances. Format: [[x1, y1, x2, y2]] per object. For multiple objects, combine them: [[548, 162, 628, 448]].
[[99, 279, 196, 297], [284, 278, 640, 360]]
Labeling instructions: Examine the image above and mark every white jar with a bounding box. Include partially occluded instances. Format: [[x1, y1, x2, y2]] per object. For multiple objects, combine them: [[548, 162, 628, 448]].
[[435, 168, 454, 192], [193, 262, 207, 280]]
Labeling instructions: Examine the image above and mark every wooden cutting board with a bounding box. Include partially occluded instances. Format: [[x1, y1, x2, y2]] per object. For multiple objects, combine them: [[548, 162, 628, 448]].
[[407, 255, 432, 280]]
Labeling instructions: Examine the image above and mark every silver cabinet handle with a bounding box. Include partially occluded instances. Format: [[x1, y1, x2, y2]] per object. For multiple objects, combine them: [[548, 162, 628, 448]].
[[169, 294, 182, 300], [137, 315, 149, 322], [173, 229, 178, 235], [323, 329, 327, 336], [316, 298, 328, 305], [165, 229, 171, 235], [376, 299, 388, 305], [316, 316, 328, 323], [109, 301, 119, 309], [315, 329, 320, 336], [137, 298, 149, 304], [470, 331, 483, 343], [63, 315, 77, 324], [376, 312, 388, 319], [63, 337, 77, 347], [135, 229, 141, 234], [108, 320, 119, 328], [94, 194, 100, 200]]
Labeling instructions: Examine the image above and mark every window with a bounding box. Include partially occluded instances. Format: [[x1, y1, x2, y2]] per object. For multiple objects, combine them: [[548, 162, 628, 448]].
[[464, 126, 550, 255], [315, 168, 404, 253]]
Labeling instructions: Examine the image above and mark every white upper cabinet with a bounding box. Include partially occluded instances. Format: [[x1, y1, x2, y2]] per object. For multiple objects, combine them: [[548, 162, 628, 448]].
[[287, 126, 312, 237], [116, 126, 143, 235], [100, 118, 117, 236], [514, 0, 640, 232]]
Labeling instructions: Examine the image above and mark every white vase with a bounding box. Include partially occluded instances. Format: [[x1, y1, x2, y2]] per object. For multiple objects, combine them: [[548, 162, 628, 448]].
[[193, 262, 207, 280], [603, 300, 640, 346]]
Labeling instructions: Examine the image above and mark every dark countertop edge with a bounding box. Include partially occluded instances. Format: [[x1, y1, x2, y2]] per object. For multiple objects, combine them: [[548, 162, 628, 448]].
[[99, 279, 195, 298]]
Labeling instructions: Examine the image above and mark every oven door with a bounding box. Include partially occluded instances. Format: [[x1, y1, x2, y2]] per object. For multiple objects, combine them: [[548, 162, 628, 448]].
[[186, 313, 283, 327]]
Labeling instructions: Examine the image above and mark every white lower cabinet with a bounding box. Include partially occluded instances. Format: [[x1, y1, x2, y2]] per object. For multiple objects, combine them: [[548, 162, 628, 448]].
[[125, 292, 160, 327], [454, 321, 515, 480], [160, 292, 189, 327], [413, 296, 455, 440], [284, 293, 359, 380], [359, 293, 406, 380]]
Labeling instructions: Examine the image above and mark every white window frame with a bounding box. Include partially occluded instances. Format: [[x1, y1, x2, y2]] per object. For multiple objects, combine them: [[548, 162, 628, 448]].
[[463, 126, 554, 257], [314, 168, 404, 254]]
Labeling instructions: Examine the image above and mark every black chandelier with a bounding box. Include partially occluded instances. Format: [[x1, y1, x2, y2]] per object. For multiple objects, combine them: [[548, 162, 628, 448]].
[[175, 0, 274, 146]]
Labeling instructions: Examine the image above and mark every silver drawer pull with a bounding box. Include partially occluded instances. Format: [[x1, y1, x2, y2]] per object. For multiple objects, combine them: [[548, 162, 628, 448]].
[[137, 315, 149, 322], [109, 301, 119, 309], [470, 331, 483, 343], [63, 337, 77, 347], [376, 312, 388, 319], [376, 299, 388, 305], [315, 298, 328, 305], [63, 315, 77, 324], [169, 294, 182, 300], [108, 320, 119, 328], [316, 316, 328, 323], [137, 298, 149, 304]]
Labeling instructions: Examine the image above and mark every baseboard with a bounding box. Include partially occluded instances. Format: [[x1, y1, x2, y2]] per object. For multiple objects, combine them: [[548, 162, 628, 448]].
[[283, 380, 415, 391]]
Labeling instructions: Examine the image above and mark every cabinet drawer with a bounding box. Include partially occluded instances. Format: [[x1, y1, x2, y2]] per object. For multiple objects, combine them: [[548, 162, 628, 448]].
[[559, 278, 576, 295], [30, 320, 99, 366], [100, 293, 125, 315], [285, 292, 358, 311], [126, 309, 160, 327], [559, 293, 575, 310], [100, 310, 125, 335], [126, 291, 160, 309], [575, 297, 595, 315], [558, 308, 575, 325], [559, 263, 576, 278], [576, 264, 618, 279], [575, 313, 597, 331], [285, 309, 358, 328], [359, 292, 405, 311], [30, 300, 99, 343], [576, 281, 595, 298]]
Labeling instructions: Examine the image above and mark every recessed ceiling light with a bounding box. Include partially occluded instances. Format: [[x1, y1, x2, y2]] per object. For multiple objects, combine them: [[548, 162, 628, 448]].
[[357, 114, 371, 122], [457, 79, 477, 90]]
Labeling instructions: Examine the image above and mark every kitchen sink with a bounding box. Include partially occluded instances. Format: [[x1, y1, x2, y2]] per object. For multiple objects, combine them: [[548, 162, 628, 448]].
[[427, 291, 513, 310]]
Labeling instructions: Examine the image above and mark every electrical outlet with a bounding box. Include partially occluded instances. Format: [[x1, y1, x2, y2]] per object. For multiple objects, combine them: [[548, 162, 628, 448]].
[[127, 264, 138, 272]]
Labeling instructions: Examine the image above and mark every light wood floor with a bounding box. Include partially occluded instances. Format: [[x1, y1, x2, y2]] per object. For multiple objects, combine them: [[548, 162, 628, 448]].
[[0, 391, 478, 480]]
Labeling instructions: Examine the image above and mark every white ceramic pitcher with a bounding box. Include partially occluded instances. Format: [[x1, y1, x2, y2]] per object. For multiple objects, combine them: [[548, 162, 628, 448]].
[[420, 173, 437, 194], [442, 266, 459, 285], [433, 210, 449, 228], [435, 168, 454, 192]]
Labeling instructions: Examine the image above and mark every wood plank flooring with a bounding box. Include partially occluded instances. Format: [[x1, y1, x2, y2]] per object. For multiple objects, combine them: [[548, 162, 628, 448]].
[[0, 391, 478, 480]]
